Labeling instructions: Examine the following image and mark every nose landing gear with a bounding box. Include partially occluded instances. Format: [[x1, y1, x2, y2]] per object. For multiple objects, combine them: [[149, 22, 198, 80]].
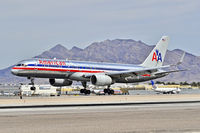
[[28, 77, 36, 91]]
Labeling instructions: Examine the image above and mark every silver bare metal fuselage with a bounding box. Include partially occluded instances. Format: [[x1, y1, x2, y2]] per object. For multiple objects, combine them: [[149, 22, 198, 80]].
[[11, 58, 167, 83]]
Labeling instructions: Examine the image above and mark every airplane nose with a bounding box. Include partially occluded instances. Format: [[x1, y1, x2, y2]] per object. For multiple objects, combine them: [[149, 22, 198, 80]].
[[11, 68, 19, 75]]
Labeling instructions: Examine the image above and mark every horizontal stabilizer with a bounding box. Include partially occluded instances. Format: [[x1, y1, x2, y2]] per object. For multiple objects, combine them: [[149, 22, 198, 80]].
[[176, 52, 185, 66]]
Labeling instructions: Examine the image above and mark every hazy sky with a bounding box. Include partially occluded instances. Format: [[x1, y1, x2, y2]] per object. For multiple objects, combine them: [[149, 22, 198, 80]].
[[0, 0, 200, 69]]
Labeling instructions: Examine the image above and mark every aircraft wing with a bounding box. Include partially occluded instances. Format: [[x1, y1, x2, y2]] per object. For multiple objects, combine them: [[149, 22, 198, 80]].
[[82, 51, 186, 78], [154, 69, 187, 76], [106, 65, 171, 77], [81, 65, 171, 78], [82, 65, 186, 79]]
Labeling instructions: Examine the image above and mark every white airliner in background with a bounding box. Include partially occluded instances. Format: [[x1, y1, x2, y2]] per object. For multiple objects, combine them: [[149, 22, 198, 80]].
[[11, 36, 185, 95], [151, 80, 181, 94]]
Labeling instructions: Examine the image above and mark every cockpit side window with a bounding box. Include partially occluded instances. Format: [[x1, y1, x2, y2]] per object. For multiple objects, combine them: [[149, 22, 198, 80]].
[[16, 64, 27, 67]]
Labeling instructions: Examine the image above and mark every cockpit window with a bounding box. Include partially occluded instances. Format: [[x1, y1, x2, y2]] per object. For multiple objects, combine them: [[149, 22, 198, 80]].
[[16, 64, 26, 66]]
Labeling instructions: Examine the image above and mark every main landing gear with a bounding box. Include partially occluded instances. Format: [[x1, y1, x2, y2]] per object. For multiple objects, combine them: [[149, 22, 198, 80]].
[[28, 77, 36, 91], [104, 85, 114, 95], [80, 81, 91, 95], [79, 82, 114, 95]]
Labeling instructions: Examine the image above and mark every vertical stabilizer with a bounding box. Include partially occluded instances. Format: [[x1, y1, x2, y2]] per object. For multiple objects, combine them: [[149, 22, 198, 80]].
[[141, 36, 169, 67], [151, 80, 157, 90]]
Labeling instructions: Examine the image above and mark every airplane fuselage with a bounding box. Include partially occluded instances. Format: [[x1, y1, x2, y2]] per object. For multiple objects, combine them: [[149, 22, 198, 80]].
[[11, 58, 166, 83], [153, 87, 181, 94]]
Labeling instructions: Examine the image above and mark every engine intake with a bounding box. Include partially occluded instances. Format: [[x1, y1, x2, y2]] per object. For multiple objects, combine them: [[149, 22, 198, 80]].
[[49, 79, 72, 87], [91, 75, 113, 86]]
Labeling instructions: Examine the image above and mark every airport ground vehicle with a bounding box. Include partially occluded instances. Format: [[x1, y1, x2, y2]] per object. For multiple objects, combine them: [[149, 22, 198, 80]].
[[20, 84, 57, 96]]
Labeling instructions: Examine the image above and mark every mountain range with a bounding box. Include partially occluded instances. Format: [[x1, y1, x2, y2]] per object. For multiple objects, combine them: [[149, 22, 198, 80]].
[[1, 39, 199, 84]]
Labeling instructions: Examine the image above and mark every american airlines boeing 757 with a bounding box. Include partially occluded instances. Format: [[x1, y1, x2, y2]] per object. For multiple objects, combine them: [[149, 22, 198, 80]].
[[11, 36, 185, 94]]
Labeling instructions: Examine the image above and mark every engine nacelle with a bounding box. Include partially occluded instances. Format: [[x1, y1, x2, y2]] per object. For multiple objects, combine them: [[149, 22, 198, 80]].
[[49, 79, 72, 87], [90, 75, 113, 86]]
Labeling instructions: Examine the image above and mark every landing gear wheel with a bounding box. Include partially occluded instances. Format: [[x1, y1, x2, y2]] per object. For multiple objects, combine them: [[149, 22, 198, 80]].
[[85, 90, 91, 95], [80, 89, 90, 95], [107, 89, 111, 95], [30, 86, 36, 90], [80, 81, 90, 95], [104, 87, 114, 95], [80, 89, 86, 93], [110, 89, 114, 95], [104, 89, 108, 94]]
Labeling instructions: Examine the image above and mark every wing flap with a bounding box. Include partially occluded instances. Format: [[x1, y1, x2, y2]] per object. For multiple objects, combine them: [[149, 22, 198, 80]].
[[155, 69, 187, 76], [106, 65, 170, 77]]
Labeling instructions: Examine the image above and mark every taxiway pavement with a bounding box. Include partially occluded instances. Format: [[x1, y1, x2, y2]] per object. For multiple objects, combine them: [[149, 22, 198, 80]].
[[0, 102, 200, 133], [0, 94, 200, 132], [1, 94, 200, 107]]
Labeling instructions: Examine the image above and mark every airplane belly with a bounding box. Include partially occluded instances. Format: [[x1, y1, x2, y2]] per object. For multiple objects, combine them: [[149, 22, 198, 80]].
[[16, 69, 69, 78], [69, 72, 90, 81], [15, 70, 37, 77], [34, 70, 70, 78]]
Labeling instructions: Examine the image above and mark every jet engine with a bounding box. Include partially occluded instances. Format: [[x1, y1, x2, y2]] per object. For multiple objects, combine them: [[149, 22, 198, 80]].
[[90, 75, 113, 86], [49, 79, 72, 87]]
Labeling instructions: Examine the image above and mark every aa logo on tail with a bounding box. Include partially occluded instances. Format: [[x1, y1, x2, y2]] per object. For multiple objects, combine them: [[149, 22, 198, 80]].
[[152, 49, 162, 62]]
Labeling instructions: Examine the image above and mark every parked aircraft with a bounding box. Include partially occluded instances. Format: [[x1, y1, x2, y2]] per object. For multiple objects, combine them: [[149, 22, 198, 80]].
[[11, 36, 185, 95], [151, 80, 181, 94]]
